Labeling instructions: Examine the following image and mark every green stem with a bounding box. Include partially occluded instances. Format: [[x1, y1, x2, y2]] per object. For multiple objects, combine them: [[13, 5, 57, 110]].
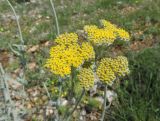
[[64, 88, 85, 121], [56, 77, 62, 121], [43, 82, 51, 100], [70, 66, 75, 98], [101, 85, 107, 121]]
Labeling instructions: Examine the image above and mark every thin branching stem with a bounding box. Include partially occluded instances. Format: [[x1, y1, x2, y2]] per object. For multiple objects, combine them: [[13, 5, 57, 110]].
[[49, 1, 61, 120], [101, 85, 107, 121], [49, 0, 60, 35], [6, 0, 26, 70], [69, 66, 75, 98], [5, 0, 24, 45], [55, 77, 63, 121], [64, 88, 85, 121], [100, 85, 107, 121], [43, 82, 51, 100], [0, 63, 18, 121]]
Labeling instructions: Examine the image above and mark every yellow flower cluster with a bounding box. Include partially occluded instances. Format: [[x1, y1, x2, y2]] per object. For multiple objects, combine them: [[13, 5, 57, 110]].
[[116, 28, 130, 40], [84, 20, 130, 45], [45, 33, 95, 77], [97, 58, 116, 84], [84, 25, 116, 45], [97, 56, 129, 84], [101, 19, 130, 40], [81, 42, 95, 60], [78, 68, 94, 90], [111, 56, 130, 76], [101, 19, 117, 31], [55, 33, 78, 45]]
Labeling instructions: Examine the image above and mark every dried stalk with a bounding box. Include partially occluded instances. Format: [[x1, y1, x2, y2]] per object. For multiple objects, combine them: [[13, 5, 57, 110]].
[[6, 0, 24, 46], [48, 1, 61, 120], [5, 0, 27, 105], [49, 0, 60, 35], [0, 63, 19, 121], [43, 82, 51, 100], [6, 0, 26, 70]]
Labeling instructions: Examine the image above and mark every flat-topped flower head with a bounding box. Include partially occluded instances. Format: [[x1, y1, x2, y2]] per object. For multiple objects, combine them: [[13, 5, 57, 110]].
[[84, 20, 130, 45], [78, 68, 94, 90], [101, 20, 130, 41], [45, 33, 95, 77], [45, 58, 71, 77], [96, 56, 129, 84], [111, 56, 130, 77], [97, 58, 116, 85], [84, 25, 116, 45]]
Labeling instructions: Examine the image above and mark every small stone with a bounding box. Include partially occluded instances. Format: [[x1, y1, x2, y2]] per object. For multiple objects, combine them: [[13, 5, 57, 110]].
[[79, 116, 84, 120], [59, 98, 68, 106], [27, 103, 32, 109], [30, 0, 36, 3], [42, 95, 48, 101], [27, 45, 39, 53], [39, 109, 43, 114], [106, 90, 117, 103], [46, 16, 50, 19], [37, 15, 42, 19], [49, 109, 53, 114], [33, 97, 38, 102], [81, 109, 86, 116], [27, 62, 37, 70], [94, 97, 104, 104]]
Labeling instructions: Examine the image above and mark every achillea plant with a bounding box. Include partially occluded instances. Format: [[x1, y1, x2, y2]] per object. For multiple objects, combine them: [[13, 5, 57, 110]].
[[45, 19, 130, 121]]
